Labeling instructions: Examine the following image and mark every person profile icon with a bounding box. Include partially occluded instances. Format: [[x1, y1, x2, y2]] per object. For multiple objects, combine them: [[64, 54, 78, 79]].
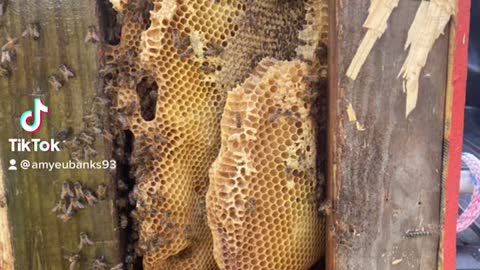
[[8, 159, 17, 171]]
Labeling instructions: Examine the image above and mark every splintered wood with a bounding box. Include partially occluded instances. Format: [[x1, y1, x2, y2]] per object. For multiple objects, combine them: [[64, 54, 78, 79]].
[[346, 0, 455, 117]]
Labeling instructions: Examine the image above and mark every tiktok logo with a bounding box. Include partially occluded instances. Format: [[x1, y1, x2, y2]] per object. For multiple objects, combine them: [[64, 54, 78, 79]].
[[20, 98, 50, 134]]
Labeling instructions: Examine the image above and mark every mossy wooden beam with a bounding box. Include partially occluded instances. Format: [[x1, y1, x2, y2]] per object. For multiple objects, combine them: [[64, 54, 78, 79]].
[[0, 0, 121, 269]]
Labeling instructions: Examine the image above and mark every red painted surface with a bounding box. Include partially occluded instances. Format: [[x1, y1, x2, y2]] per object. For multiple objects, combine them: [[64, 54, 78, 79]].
[[444, 1, 471, 269]]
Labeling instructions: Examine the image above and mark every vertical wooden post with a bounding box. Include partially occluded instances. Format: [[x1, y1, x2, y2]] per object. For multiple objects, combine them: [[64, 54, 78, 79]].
[[0, 1, 121, 269], [327, 0, 455, 269]]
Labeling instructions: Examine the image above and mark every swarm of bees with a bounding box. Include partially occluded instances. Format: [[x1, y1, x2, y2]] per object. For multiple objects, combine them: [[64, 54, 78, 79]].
[[51, 181, 107, 222]]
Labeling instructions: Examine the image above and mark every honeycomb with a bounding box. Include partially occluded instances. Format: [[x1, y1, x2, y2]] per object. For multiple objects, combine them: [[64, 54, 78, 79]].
[[108, 0, 246, 268], [207, 58, 325, 270], [104, 0, 328, 269]]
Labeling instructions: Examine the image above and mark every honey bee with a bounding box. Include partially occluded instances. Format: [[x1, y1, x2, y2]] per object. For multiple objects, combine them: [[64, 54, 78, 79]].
[[59, 64, 75, 81], [92, 256, 109, 270], [154, 134, 168, 144], [117, 179, 129, 191], [129, 210, 139, 221], [116, 198, 128, 209], [1, 50, 12, 63], [0, 0, 6, 17], [48, 75, 63, 91], [103, 130, 113, 142], [51, 200, 67, 213], [96, 184, 108, 200], [57, 211, 74, 223], [61, 182, 75, 199], [22, 23, 40, 40], [235, 112, 242, 128], [124, 255, 134, 264], [318, 200, 332, 215], [316, 42, 328, 64], [178, 47, 194, 60], [65, 253, 81, 270], [303, 74, 320, 84], [204, 42, 223, 58], [116, 113, 129, 130], [246, 198, 256, 215], [0, 64, 11, 77], [119, 214, 129, 229], [78, 131, 95, 145], [84, 189, 99, 205], [110, 263, 124, 270], [128, 190, 137, 205], [78, 232, 94, 250], [55, 127, 73, 141], [70, 197, 85, 210], [85, 26, 100, 44], [71, 182, 84, 199], [99, 64, 118, 77], [172, 29, 191, 52], [0, 195, 7, 208], [200, 62, 216, 74], [1, 37, 18, 52], [84, 145, 98, 159], [135, 242, 148, 256]]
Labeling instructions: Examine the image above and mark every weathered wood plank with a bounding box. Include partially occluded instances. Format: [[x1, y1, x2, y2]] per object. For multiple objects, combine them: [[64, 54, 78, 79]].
[[328, 0, 450, 269], [0, 1, 121, 269]]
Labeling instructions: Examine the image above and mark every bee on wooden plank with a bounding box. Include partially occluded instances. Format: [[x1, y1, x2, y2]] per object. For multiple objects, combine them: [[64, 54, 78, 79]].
[[70, 197, 85, 210], [72, 182, 85, 199], [61, 182, 75, 199], [48, 75, 63, 91], [65, 254, 81, 270], [0, 64, 11, 77], [55, 127, 73, 141], [57, 211, 74, 223], [51, 199, 67, 213], [1, 37, 18, 53], [59, 64, 75, 81], [78, 131, 95, 145], [0, 0, 6, 17], [84, 189, 99, 205], [1, 49, 13, 64], [96, 184, 108, 200], [85, 26, 100, 44], [92, 256, 109, 270], [78, 232, 94, 250], [22, 23, 40, 40], [110, 263, 124, 270], [83, 145, 98, 159]]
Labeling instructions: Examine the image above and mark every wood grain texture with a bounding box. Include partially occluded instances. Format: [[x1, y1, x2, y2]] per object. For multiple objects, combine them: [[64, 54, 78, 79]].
[[0, 0, 121, 269], [329, 0, 450, 269]]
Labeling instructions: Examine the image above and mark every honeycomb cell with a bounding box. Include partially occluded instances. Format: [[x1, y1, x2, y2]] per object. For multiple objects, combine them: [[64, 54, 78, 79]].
[[207, 58, 325, 270]]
